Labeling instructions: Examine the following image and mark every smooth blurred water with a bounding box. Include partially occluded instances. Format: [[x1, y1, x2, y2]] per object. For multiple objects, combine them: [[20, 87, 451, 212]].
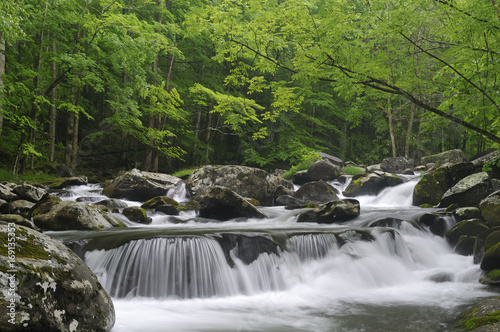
[[50, 178, 499, 332]]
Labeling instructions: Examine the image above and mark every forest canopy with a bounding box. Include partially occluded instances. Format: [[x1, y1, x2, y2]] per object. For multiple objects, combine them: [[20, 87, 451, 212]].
[[0, 0, 499, 174]]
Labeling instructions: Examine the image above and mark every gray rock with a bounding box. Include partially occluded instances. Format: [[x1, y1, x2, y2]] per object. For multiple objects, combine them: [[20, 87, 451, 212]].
[[33, 201, 121, 231], [440, 172, 493, 208], [343, 173, 402, 197], [0, 183, 19, 202], [318, 153, 344, 167], [187, 165, 288, 206], [453, 207, 482, 222], [297, 199, 360, 224], [197, 186, 267, 221], [380, 157, 413, 174], [292, 159, 341, 184], [457, 296, 500, 331], [421, 149, 468, 165], [445, 218, 489, 245], [0, 214, 37, 229], [9, 199, 35, 214], [0, 224, 115, 331], [50, 176, 88, 189], [12, 184, 46, 202], [292, 180, 339, 204], [123, 206, 152, 224], [480, 191, 500, 228], [103, 169, 181, 201]]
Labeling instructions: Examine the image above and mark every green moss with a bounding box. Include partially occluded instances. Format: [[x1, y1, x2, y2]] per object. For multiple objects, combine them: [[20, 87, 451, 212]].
[[485, 269, 500, 280], [172, 168, 197, 179], [458, 309, 500, 331], [342, 165, 365, 176]]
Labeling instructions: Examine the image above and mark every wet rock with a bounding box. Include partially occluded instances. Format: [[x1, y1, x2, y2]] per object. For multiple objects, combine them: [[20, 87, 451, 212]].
[[103, 168, 181, 202], [197, 186, 267, 221], [343, 173, 402, 197], [49, 176, 88, 189], [421, 149, 468, 165], [412, 162, 474, 206], [380, 157, 413, 174], [216, 234, 281, 266], [368, 217, 422, 230], [457, 296, 500, 331], [141, 196, 180, 215], [0, 214, 37, 229], [12, 183, 46, 202], [481, 241, 500, 271], [292, 159, 341, 185], [445, 219, 489, 246], [123, 206, 152, 224], [454, 235, 476, 256], [479, 270, 500, 287], [33, 200, 122, 231], [440, 172, 493, 208], [187, 165, 289, 206], [479, 191, 500, 228], [275, 195, 306, 207], [297, 199, 360, 224], [93, 198, 128, 212], [473, 227, 500, 265], [0, 224, 115, 331], [292, 180, 338, 204], [453, 207, 482, 222], [418, 212, 453, 237]]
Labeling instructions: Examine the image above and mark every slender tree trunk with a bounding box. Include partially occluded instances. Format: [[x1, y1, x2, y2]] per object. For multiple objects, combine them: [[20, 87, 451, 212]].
[[405, 102, 415, 159], [0, 33, 5, 138], [65, 85, 80, 169], [50, 39, 57, 162], [205, 110, 212, 163], [387, 94, 397, 158]]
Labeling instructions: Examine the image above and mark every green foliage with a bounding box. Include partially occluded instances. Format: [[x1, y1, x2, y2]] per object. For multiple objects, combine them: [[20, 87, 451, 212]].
[[282, 150, 321, 179], [342, 165, 365, 176]]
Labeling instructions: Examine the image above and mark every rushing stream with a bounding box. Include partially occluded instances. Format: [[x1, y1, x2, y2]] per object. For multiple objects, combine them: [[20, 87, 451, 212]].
[[48, 178, 498, 332]]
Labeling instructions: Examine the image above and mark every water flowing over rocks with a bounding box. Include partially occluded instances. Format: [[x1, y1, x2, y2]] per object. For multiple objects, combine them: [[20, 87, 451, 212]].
[[187, 165, 290, 206], [197, 186, 267, 221], [0, 224, 115, 331], [103, 168, 182, 201]]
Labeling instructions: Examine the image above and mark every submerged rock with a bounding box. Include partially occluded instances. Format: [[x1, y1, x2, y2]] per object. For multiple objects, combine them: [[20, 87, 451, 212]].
[[197, 186, 267, 221], [297, 199, 360, 224], [103, 169, 181, 201], [0, 224, 115, 331]]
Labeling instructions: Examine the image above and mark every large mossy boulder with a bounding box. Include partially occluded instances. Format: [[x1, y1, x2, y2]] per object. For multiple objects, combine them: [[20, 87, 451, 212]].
[[187, 165, 290, 206], [297, 199, 360, 224], [0, 224, 115, 331], [481, 241, 500, 271], [122, 206, 152, 224], [197, 186, 267, 221], [453, 207, 482, 222], [292, 180, 339, 204], [412, 162, 474, 206], [103, 169, 182, 202], [440, 172, 493, 208], [473, 227, 500, 265], [141, 196, 180, 215], [343, 173, 403, 197], [445, 219, 489, 246], [480, 269, 500, 287], [421, 149, 468, 165], [480, 192, 500, 228], [33, 200, 123, 231], [292, 159, 341, 185]]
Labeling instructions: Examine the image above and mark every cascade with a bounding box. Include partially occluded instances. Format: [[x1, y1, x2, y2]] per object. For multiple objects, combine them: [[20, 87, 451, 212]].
[[49, 179, 497, 332]]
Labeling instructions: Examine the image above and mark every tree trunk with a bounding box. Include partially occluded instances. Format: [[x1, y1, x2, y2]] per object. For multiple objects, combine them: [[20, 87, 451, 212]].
[[205, 110, 212, 163], [405, 102, 415, 159], [50, 39, 57, 162], [65, 84, 80, 169], [0, 33, 5, 138]]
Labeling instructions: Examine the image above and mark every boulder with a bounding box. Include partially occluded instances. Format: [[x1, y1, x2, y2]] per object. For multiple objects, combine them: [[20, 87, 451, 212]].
[[0, 224, 115, 331], [141, 196, 180, 215], [474, 227, 500, 265], [292, 159, 341, 185], [445, 219, 489, 245], [480, 191, 500, 228], [0, 214, 37, 229], [418, 212, 453, 237], [292, 180, 339, 204], [54, 164, 77, 177], [421, 149, 468, 165], [380, 157, 413, 174], [197, 186, 267, 221], [122, 206, 152, 224], [318, 153, 344, 168], [454, 235, 477, 256], [49, 176, 88, 189], [9, 199, 35, 214], [368, 217, 422, 230], [93, 198, 128, 212], [187, 165, 289, 206], [479, 269, 500, 287], [0, 183, 19, 202], [453, 207, 482, 222], [343, 173, 402, 197], [103, 169, 181, 202], [297, 199, 360, 224], [440, 172, 493, 208], [33, 201, 123, 231], [457, 296, 500, 331], [275, 195, 307, 207], [12, 184, 46, 202], [481, 238, 500, 271], [413, 162, 475, 206]]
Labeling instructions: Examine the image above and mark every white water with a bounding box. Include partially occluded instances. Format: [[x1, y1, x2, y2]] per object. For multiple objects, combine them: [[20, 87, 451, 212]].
[[55, 179, 498, 331]]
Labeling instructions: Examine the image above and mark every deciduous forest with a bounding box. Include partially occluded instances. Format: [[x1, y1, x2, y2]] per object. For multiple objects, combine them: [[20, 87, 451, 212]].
[[1, 0, 499, 175]]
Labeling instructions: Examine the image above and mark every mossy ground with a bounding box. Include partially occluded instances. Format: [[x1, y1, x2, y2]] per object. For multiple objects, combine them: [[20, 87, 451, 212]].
[[458, 308, 500, 331]]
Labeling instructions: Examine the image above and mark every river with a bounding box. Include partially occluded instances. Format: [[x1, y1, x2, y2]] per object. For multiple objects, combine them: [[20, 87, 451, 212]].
[[48, 177, 498, 332]]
